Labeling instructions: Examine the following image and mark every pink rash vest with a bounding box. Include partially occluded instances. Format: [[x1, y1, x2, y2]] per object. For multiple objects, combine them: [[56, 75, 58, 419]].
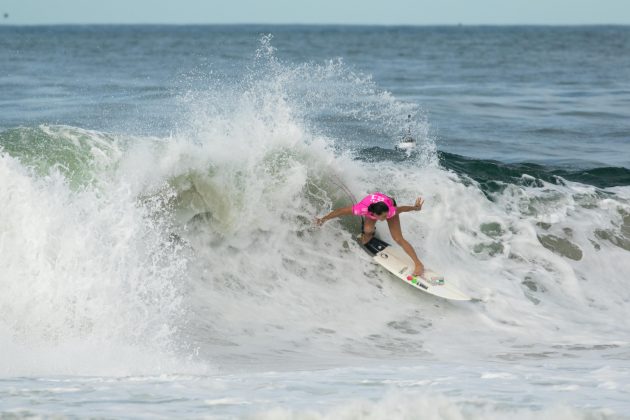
[[352, 192, 397, 220]]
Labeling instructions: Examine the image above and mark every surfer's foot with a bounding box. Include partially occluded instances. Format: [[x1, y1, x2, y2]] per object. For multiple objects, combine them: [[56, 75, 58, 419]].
[[413, 264, 424, 277], [361, 232, 374, 244]]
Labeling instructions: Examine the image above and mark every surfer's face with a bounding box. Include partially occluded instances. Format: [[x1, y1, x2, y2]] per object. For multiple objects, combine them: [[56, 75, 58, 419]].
[[371, 212, 388, 221]]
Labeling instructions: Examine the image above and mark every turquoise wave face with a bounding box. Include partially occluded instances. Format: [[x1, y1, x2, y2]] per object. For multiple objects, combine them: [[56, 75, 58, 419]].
[[0, 125, 123, 188], [437, 151, 630, 189]]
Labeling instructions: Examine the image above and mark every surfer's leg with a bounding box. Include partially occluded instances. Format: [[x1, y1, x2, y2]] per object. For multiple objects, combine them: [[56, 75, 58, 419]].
[[361, 218, 376, 244], [387, 215, 424, 276]]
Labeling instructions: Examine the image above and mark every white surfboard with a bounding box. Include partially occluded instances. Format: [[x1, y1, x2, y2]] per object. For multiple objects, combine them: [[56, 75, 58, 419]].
[[361, 236, 470, 301]]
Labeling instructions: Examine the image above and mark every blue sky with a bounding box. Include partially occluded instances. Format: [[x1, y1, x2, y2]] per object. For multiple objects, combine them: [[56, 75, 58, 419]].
[[2, 0, 629, 25]]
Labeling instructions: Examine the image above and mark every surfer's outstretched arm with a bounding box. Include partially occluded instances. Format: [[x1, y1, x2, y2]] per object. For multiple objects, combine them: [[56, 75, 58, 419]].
[[395, 197, 424, 214], [315, 206, 353, 226]]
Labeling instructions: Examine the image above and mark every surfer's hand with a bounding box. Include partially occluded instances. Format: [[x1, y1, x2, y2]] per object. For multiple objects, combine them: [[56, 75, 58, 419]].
[[314, 217, 326, 226], [413, 197, 424, 211]]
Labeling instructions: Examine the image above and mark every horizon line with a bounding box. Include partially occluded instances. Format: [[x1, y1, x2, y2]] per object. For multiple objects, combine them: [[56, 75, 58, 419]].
[[1, 22, 630, 27]]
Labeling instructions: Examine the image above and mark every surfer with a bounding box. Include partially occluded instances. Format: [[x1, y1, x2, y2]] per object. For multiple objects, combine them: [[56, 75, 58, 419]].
[[315, 192, 425, 276]]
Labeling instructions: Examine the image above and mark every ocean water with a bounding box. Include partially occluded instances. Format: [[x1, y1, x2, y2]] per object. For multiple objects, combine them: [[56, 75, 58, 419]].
[[1, 25, 630, 419]]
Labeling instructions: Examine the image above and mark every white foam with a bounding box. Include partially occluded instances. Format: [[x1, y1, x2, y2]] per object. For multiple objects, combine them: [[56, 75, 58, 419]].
[[0, 148, 193, 376], [253, 392, 612, 420]]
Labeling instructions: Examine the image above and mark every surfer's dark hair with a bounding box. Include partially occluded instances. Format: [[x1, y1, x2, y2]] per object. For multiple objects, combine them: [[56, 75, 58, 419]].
[[368, 202, 389, 215]]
